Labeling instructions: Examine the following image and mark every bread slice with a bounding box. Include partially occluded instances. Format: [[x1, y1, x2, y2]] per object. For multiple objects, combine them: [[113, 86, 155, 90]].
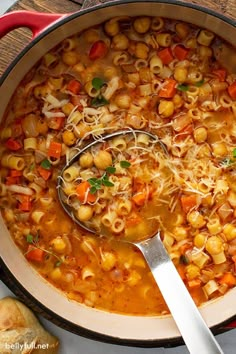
[[0, 296, 59, 354]]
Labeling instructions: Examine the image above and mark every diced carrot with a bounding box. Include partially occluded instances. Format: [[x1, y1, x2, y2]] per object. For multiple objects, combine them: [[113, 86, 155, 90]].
[[48, 141, 62, 159], [180, 194, 198, 213], [5, 176, 20, 185], [188, 279, 201, 289], [132, 192, 147, 206], [76, 181, 96, 203], [67, 79, 81, 95], [218, 272, 236, 287], [26, 245, 44, 262], [228, 81, 236, 100], [157, 47, 174, 65], [212, 69, 227, 82], [19, 195, 32, 211], [126, 212, 143, 227], [159, 78, 177, 98], [175, 124, 194, 141], [38, 166, 52, 181], [10, 169, 22, 177], [173, 45, 189, 61], [5, 137, 22, 151], [89, 40, 108, 60], [48, 116, 65, 130]]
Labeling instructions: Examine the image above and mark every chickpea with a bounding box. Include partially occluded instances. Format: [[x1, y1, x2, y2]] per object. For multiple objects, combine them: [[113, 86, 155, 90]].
[[135, 42, 149, 59], [205, 236, 223, 255], [212, 142, 228, 157], [199, 45, 212, 58], [79, 152, 94, 168], [186, 264, 200, 280], [155, 33, 172, 47], [133, 17, 151, 34], [101, 251, 116, 271], [77, 205, 93, 222], [62, 130, 76, 146], [104, 66, 118, 80], [158, 100, 175, 117], [50, 267, 62, 281], [193, 127, 208, 143], [173, 94, 183, 108], [94, 150, 112, 170], [33, 85, 51, 99], [62, 51, 78, 66], [115, 93, 131, 109], [223, 224, 236, 241], [83, 28, 100, 43], [36, 119, 48, 135], [194, 233, 206, 248], [74, 122, 91, 138], [112, 33, 129, 50], [187, 211, 206, 229], [62, 102, 74, 116], [51, 237, 66, 253], [174, 67, 188, 83], [104, 20, 120, 37]]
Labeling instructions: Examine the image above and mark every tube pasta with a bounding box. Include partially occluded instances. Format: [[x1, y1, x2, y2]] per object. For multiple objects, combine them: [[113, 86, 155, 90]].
[[149, 55, 163, 74], [1, 155, 25, 170]]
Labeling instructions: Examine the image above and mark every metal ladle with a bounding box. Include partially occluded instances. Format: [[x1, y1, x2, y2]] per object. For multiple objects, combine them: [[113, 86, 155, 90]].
[[57, 130, 223, 354]]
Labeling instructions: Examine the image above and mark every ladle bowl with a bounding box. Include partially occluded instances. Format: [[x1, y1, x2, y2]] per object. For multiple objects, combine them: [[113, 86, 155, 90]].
[[57, 129, 223, 354]]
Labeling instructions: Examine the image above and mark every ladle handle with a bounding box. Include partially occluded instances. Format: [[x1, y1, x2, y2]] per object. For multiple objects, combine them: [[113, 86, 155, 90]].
[[135, 232, 224, 354]]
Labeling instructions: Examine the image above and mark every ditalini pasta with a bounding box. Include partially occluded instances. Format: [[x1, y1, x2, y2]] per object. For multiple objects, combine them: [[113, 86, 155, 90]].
[[0, 16, 236, 315]]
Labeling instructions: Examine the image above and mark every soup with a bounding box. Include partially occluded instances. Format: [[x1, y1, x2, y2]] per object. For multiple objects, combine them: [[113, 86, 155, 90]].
[[0, 15, 236, 315]]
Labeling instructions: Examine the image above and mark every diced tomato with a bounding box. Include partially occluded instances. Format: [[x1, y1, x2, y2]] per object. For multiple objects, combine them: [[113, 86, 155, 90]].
[[228, 81, 236, 100], [5, 137, 22, 151], [26, 245, 44, 262], [67, 79, 82, 95], [89, 40, 108, 60], [212, 69, 227, 82], [157, 47, 174, 65], [173, 45, 189, 61], [159, 78, 177, 98]]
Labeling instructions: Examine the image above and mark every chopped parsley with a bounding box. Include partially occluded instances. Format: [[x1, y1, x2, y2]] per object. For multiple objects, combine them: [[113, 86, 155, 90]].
[[92, 77, 105, 90], [120, 160, 131, 168], [88, 173, 114, 194], [91, 96, 109, 107], [177, 84, 189, 92], [40, 158, 51, 170]]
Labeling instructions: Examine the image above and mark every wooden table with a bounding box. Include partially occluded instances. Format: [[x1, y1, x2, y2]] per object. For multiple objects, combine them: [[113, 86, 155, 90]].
[[0, 0, 235, 77]]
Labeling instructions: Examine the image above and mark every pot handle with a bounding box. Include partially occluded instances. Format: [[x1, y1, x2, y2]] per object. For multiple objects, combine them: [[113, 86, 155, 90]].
[[0, 11, 67, 40]]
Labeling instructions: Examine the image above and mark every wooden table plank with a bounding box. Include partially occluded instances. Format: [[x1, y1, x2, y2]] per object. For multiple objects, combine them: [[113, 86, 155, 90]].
[[0, 0, 235, 76]]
